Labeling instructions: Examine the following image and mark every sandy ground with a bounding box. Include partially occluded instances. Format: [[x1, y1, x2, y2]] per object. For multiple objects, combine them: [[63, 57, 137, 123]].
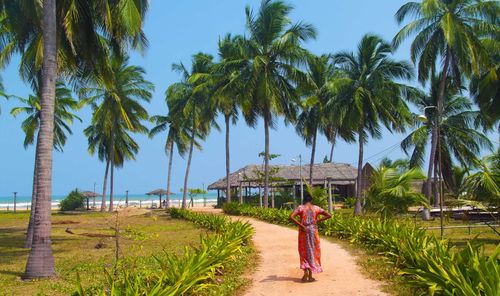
[[195, 208, 387, 296]]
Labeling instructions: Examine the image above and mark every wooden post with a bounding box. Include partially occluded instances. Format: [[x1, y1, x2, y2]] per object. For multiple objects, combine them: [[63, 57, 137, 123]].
[[239, 182, 243, 204], [125, 190, 129, 207], [271, 187, 275, 208], [328, 180, 333, 212], [259, 187, 262, 208], [13, 192, 17, 213], [217, 189, 220, 208], [159, 194, 162, 209]]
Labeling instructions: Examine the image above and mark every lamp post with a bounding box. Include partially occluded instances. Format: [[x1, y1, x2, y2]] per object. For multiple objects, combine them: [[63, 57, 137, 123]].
[[418, 105, 445, 238], [13, 192, 17, 213], [292, 155, 303, 203]]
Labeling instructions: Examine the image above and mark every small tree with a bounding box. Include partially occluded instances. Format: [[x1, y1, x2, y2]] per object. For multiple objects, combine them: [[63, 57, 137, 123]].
[[365, 167, 427, 219], [305, 183, 328, 209], [60, 190, 85, 211]]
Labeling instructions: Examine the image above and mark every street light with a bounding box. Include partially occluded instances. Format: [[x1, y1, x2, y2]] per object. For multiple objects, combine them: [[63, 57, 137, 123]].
[[291, 155, 303, 203]]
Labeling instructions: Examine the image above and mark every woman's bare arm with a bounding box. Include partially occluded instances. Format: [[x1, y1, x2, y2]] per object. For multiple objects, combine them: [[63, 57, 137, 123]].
[[289, 211, 305, 230], [317, 211, 332, 223]]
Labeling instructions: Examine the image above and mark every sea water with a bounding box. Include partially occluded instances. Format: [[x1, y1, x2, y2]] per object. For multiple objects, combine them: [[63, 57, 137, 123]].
[[0, 193, 218, 210]]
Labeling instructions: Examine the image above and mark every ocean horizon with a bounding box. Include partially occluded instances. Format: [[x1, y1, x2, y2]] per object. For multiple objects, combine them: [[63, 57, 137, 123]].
[[0, 192, 218, 209]]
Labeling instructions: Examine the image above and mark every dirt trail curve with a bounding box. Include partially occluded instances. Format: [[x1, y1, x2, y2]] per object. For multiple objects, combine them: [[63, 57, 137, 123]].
[[195, 209, 387, 296]]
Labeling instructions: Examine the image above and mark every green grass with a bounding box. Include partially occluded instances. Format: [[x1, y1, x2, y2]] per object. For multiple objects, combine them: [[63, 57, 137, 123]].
[[0, 209, 206, 296]]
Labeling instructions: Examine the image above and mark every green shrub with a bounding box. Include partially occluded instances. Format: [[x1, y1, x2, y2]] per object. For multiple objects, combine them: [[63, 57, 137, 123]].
[[223, 203, 500, 296], [343, 197, 357, 209], [59, 190, 85, 211]]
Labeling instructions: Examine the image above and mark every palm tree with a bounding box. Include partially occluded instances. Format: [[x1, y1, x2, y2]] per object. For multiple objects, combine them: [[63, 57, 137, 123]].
[[365, 166, 427, 219], [401, 76, 492, 207], [332, 34, 413, 215], [81, 56, 153, 212], [149, 111, 191, 208], [393, 0, 498, 219], [296, 54, 355, 184], [11, 81, 81, 150], [10, 81, 80, 248], [171, 53, 217, 208], [0, 0, 150, 279], [190, 34, 246, 203], [235, 0, 316, 207], [463, 149, 500, 209]]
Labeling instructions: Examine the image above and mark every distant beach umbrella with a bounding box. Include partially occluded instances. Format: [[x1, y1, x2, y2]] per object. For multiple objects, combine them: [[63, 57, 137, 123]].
[[80, 191, 101, 210], [146, 189, 175, 209]]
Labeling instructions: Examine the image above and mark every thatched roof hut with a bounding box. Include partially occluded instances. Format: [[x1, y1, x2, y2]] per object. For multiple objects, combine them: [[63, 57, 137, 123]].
[[208, 162, 358, 190]]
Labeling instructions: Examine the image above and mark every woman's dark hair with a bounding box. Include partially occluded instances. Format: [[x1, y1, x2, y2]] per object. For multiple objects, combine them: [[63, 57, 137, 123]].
[[302, 191, 313, 204]]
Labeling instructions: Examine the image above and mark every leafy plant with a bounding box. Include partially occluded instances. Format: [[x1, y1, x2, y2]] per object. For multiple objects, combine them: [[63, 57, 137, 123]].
[[364, 167, 428, 219], [59, 190, 85, 211], [305, 183, 328, 209], [342, 197, 357, 209]]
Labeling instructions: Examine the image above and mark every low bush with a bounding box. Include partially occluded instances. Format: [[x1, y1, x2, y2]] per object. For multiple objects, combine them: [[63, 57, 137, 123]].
[[59, 190, 85, 211], [342, 197, 357, 209], [76, 209, 253, 296], [223, 202, 500, 296]]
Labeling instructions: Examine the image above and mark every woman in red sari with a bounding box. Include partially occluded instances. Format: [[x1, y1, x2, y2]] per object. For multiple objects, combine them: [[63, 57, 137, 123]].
[[289, 193, 332, 282]]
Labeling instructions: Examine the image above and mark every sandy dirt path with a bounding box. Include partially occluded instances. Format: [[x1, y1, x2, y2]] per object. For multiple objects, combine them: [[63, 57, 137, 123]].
[[241, 217, 387, 296], [195, 208, 387, 296]]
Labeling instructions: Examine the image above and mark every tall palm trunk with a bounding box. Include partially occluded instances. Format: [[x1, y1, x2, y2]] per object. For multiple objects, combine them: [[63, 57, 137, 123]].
[[309, 129, 317, 184], [109, 162, 115, 212], [182, 128, 195, 208], [354, 128, 364, 215], [101, 159, 110, 211], [108, 132, 115, 212], [433, 151, 439, 207], [424, 48, 450, 220], [166, 140, 174, 208], [423, 128, 436, 220], [225, 114, 231, 203], [25, 138, 40, 248], [329, 132, 337, 163], [24, 0, 57, 279], [263, 112, 270, 208]]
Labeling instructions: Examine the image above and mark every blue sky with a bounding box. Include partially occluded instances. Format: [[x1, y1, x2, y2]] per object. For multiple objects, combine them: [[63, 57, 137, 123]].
[[0, 0, 495, 197]]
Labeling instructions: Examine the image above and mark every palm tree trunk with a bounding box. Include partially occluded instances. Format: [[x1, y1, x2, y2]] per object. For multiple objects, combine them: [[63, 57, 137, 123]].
[[309, 129, 317, 185], [424, 47, 450, 220], [225, 114, 231, 203], [424, 127, 437, 220], [24, 0, 57, 279], [108, 130, 115, 212], [109, 161, 114, 212], [433, 152, 439, 207], [329, 132, 337, 163], [101, 159, 110, 212], [263, 113, 270, 208], [354, 129, 364, 216], [25, 140, 39, 248], [166, 140, 174, 208], [182, 129, 195, 209]]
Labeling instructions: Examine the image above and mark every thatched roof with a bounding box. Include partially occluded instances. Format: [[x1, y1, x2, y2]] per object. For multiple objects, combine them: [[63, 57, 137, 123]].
[[146, 189, 173, 196], [207, 162, 358, 190], [80, 191, 101, 198]]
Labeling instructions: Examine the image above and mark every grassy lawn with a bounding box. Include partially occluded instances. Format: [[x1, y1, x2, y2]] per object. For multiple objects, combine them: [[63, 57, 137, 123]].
[[0, 209, 206, 296]]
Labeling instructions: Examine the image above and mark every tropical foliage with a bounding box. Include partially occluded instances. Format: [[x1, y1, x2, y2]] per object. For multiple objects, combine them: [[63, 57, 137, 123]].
[[10, 81, 80, 151], [59, 190, 85, 211], [365, 166, 427, 218]]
